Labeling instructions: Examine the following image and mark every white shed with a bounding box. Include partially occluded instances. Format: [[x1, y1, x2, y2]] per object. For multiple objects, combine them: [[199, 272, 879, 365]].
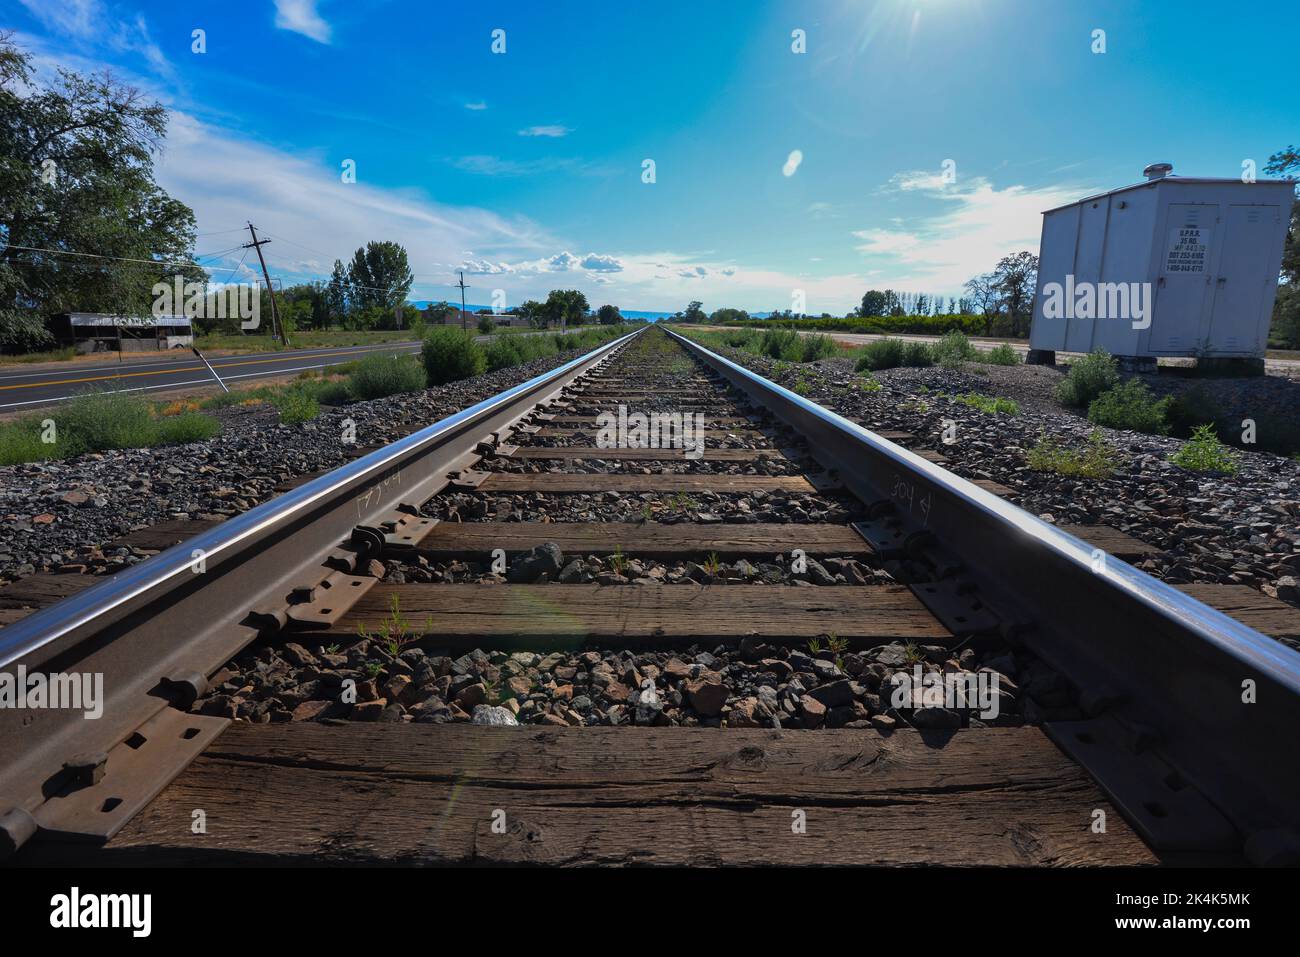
[[1027, 164, 1294, 369]]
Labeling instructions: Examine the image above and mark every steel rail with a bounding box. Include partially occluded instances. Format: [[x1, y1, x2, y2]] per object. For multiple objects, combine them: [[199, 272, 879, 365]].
[[666, 327, 1300, 862], [0, 328, 641, 855]]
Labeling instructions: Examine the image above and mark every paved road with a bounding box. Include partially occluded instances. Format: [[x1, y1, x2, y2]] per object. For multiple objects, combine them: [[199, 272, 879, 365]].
[[0, 339, 434, 410]]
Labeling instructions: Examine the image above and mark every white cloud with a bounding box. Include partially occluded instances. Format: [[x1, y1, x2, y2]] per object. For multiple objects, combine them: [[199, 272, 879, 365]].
[[18, 0, 170, 76], [782, 150, 803, 177], [464, 101, 487, 110], [580, 253, 623, 272], [273, 0, 332, 44], [886, 170, 949, 192], [546, 251, 580, 271], [19, 0, 98, 35], [852, 170, 1094, 290], [460, 260, 515, 275], [518, 125, 572, 138], [155, 112, 555, 298]]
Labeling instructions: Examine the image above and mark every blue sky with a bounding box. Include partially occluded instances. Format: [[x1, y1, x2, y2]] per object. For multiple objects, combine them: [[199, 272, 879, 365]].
[[7, 0, 1297, 313]]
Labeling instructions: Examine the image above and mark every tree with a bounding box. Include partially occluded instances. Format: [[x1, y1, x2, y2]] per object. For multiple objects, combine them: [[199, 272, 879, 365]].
[[518, 299, 546, 328], [963, 272, 1002, 334], [683, 300, 706, 323], [859, 290, 889, 317], [543, 289, 589, 328], [0, 33, 200, 352], [709, 307, 750, 323], [990, 251, 1038, 337], [325, 259, 349, 326], [1265, 145, 1299, 348], [346, 241, 414, 312], [596, 303, 622, 325]]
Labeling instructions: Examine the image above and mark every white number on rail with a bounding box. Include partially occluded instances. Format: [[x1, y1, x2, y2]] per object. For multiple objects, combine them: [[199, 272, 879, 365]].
[[356, 470, 402, 518], [890, 474, 932, 527]]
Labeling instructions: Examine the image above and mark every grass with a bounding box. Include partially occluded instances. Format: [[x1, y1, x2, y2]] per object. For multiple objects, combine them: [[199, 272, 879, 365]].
[[984, 343, 1020, 365], [0, 390, 223, 465], [1170, 424, 1239, 474], [1057, 350, 1119, 408], [356, 593, 431, 657], [1087, 378, 1171, 434], [951, 392, 1019, 415], [1026, 429, 1122, 479], [271, 385, 319, 424], [0, 345, 78, 366], [677, 326, 837, 363], [195, 329, 422, 353], [348, 353, 427, 400], [932, 330, 979, 367], [422, 327, 487, 384]]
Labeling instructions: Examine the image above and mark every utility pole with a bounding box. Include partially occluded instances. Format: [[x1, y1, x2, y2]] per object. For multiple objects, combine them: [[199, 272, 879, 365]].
[[454, 271, 470, 331], [244, 222, 287, 346]]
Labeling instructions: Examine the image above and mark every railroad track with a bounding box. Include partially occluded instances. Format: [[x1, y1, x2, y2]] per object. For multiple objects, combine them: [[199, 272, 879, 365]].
[[1, 325, 1297, 866]]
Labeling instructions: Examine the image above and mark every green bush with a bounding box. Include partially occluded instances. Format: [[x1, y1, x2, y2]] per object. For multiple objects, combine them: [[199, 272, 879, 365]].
[[156, 412, 222, 444], [799, 333, 837, 361], [484, 334, 529, 371], [0, 391, 223, 464], [1057, 350, 1119, 408], [477, 315, 494, 334], [272, 386, 320, 424], [349, 353, 427, 400], [422, 326, 487, 384], [1170, 424, 1239, 474], [1026, 430, 1121, 479], [855, 338, 907, 371], [720, 328, 761, 350], [314, 380, 354, 405], [759, 328, 802, 361], [984, 343, 1020, 365], [1087, 379, 1171, 434], [933, 330, 978, 367], [903, 342, 934, 367], [56, 391, 158, 452], [0, 419, 58, 465]]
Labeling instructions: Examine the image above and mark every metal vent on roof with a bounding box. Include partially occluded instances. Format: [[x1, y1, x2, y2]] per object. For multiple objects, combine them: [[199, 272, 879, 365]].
[[1143, 162, 1173, 181]]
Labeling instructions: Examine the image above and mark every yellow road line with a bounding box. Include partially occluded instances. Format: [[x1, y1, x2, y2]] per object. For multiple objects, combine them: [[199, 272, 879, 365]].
[[0, 345, 412, 393]]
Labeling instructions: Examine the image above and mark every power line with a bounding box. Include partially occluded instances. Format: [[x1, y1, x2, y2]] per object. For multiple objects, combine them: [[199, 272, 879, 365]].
[[213, 247, 251, 285], [1, 243, 247, 268]]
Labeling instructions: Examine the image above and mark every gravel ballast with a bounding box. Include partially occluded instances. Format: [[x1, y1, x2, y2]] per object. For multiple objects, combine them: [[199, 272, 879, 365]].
[[0, 351, 597, 583]]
